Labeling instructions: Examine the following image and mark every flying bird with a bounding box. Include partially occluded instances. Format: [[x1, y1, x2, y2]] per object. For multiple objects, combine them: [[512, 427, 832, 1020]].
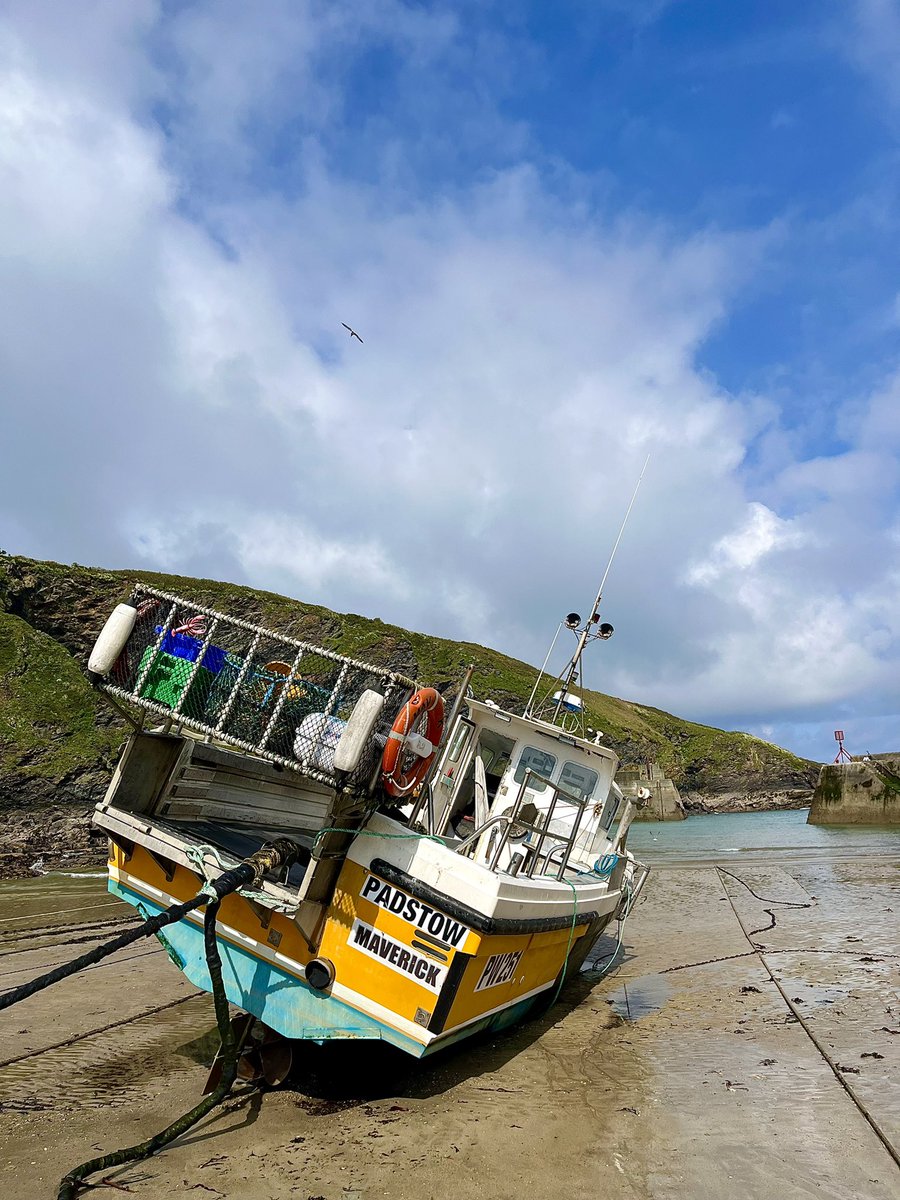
[[341, 322, 364, 343]]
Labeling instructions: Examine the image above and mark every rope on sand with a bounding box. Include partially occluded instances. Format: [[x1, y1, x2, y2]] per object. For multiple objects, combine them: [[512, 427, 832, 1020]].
[[0, 840, 302, 1197], [0, 991, 205, 1071], [57, 901, 240, 1199], [716, 866, 900, 1173]]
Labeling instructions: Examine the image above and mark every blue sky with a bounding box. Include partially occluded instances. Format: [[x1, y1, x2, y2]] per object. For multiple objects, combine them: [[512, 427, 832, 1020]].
[[1, 0, 899, 762]]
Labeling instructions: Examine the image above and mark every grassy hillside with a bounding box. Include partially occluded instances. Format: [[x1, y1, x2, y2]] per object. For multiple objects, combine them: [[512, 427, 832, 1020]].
[[0, 610, 122, 788], [0, 552, 816, 803]]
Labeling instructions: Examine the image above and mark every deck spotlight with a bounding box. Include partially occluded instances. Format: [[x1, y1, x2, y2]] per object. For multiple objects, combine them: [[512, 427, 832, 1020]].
[[597, 623, 614, 639], [565, 612, 581, 629]]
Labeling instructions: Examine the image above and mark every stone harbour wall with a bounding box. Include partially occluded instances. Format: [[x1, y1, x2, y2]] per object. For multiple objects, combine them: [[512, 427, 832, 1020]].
[[808, 755, 900, 825], [618, 761, 686, 821]]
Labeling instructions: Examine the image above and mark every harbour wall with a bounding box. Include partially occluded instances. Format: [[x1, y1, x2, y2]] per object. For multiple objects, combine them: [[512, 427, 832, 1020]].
[[618, 761, 685, 821], [807, 754, 900, 825]]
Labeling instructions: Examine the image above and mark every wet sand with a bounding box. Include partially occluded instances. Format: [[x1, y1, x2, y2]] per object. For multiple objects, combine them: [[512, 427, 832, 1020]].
[[1, 857, 898, 1199]]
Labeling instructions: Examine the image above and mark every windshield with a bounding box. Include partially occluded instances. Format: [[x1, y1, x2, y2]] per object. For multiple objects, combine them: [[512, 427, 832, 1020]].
[[513, 745, 557, 792], [558, 760, 599, 803]]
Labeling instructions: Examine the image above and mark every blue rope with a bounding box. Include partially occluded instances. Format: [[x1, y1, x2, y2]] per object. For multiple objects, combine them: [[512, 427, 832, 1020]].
[[568, 851, 620, 880], [592, 852, 620, 877]]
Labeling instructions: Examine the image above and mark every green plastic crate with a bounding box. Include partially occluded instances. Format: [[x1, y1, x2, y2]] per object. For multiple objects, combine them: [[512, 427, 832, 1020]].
[[138, 647, 215, 713]]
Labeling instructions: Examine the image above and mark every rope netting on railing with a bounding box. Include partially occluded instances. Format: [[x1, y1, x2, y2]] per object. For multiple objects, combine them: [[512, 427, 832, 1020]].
[[101, 585, 417, 789]]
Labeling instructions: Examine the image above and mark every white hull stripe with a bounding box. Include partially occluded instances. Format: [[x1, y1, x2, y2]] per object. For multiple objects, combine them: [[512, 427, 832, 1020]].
[[110, 866, 309, 975]]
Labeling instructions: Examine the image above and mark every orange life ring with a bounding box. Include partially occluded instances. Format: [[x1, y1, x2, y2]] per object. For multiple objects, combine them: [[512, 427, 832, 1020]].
[[381, 688, 445, 798]]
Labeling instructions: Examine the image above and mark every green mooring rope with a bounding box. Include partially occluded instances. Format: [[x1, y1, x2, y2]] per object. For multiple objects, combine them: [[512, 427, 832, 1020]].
[[57, 899, 239, 1199], [551, 878, 634, 1005], [550, 878, 581, 1005]]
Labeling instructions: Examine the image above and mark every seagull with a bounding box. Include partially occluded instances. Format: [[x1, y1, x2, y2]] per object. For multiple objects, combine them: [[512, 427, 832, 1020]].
[[341, 322, 363, 343]]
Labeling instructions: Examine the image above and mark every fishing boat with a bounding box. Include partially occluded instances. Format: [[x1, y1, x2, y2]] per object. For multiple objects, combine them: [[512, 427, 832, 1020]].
[[87, 578, 650, 1068]]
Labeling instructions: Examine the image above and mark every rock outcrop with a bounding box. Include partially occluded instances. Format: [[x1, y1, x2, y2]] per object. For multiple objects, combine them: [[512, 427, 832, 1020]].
[[682, 787, 813, 815]]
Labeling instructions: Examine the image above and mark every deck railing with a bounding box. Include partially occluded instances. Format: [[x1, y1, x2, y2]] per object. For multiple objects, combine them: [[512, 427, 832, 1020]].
[[455, 770, 590, 880]]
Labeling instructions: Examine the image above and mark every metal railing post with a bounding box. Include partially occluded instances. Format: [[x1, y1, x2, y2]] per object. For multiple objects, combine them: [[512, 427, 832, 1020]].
[[489, 776, 528, 870], [171, 618, 220, 718], [214, 632, 262, 734], [133, 601, 177, 696]]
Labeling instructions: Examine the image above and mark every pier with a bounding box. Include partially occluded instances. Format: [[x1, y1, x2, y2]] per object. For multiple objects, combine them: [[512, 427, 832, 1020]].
[[809, 754, 900, 825]]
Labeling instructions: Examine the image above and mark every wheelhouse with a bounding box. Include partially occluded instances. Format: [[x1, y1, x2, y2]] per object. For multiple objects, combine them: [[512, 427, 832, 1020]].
[[421, 699, 625, 878]]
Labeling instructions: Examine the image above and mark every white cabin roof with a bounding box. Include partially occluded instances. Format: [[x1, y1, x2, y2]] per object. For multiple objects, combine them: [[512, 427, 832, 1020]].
[[465, 698, 619, 771]]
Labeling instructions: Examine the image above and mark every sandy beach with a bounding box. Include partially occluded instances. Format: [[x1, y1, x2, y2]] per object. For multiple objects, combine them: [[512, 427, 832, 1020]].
[[1, 848, 897, 1200]]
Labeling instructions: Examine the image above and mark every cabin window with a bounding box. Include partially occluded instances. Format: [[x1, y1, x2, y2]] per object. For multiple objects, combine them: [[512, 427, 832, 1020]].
[[446, 723, 470, 763], [558, 761, 599, 803], [599, 792, 620, 830], [513, 746, 557, 792]]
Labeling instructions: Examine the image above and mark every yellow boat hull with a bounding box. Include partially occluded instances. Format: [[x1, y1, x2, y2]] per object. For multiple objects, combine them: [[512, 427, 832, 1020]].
[[109, 843, 602, 1057]]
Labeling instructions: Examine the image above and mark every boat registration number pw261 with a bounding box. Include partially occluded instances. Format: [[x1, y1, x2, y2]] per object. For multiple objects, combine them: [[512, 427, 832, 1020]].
[[475, 951, 523, 991]]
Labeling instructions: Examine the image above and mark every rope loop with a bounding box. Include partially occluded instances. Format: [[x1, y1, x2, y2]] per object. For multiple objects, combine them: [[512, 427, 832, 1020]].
[[592, 852, 619, 877]]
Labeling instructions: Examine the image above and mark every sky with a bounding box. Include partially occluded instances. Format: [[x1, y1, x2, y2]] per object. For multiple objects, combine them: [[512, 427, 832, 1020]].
[[1, 1, 899, 764]]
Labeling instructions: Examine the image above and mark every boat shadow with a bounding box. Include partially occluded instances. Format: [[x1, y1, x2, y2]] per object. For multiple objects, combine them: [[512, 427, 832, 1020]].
[[283, 938, 635, 1108]]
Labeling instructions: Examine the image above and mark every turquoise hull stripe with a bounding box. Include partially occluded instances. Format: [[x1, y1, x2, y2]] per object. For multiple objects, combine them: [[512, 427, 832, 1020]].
[[429, 991, 548, 1054], [109, 881, 426, 1057]]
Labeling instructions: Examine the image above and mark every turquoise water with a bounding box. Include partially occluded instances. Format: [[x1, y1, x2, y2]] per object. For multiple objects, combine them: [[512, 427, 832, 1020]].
[[627, 807, 899, 865]]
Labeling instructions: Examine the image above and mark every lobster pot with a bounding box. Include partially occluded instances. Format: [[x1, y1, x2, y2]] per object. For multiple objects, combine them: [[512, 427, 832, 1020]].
[[204, 657, 334, 754], [101, 583, 416, 788]]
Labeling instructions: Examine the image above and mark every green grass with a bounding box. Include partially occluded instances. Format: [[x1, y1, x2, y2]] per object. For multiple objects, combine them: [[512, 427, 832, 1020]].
[[0, 610, 122, 783]]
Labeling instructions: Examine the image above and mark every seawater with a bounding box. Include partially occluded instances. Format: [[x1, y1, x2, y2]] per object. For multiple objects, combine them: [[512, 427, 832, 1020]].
[[0, 868, 115, 928], [627, 806, 899, 866]]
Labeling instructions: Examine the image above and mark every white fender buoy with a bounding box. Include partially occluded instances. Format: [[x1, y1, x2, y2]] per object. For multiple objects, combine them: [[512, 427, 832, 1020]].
[[333, 689, 385, 772], [88, 604, 137, 676]]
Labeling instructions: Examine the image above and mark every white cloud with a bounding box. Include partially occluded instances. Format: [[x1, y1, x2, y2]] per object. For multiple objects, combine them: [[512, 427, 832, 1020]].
[[686, 503, 807, 585], [1, 2, 900, 764], [132, 507, 410, 602], [0, 66, 169, 264]]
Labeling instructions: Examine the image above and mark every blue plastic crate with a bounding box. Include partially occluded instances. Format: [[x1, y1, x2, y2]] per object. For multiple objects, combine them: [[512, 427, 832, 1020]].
[[154, 626, 226, 674]]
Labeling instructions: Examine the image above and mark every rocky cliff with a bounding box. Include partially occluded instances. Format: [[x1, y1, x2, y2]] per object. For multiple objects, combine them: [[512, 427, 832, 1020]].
[[0, 553, 819, 875]]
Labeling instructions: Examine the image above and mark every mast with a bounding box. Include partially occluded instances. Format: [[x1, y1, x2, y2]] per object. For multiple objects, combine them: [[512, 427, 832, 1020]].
[[527, 455, 650, 732]]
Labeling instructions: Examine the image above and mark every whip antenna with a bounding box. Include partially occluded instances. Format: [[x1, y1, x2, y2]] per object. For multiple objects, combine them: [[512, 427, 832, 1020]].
[[594, 452, 650, 610], [526, 453, 651, 728]]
